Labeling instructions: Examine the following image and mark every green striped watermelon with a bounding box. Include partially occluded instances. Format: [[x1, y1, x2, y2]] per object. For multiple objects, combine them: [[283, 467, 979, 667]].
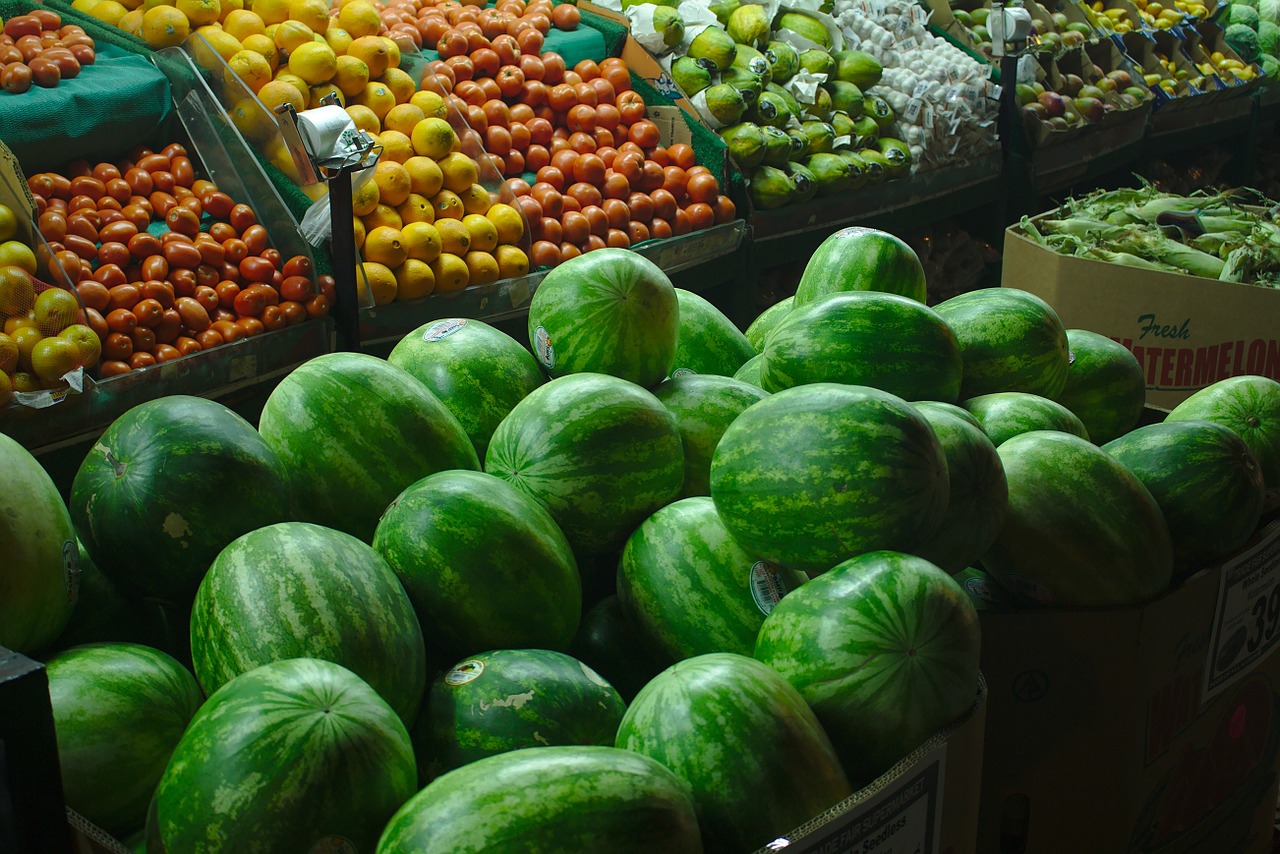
[[963, 392, 1090, 446], [387, 318, 545, 458], [794, 227, 927, 306], [257, 352, 479, 543], [935, 288, 1070, 400], [190, 522, 427, 724], [71, 396, 291, 608], [760, 291, 963, 401], [373, 470, 579, 661], [1166, 375, 1280, 489], [983, 431, 1173, 606], [754, 550, 981, 785], [916, 400, 983, 431], [527, 248, 678, 388], [0, 432, 77, 653], [412, 649, 626, 780], [912, 407, 1008, 574], [731, 352, 764, 387], [150, 658, 416, 852], [744, 295, 794, 350], [47, 643, 203, 837], [377, 746, 703, 853], [652, 374, 769, 497], [670, 288, 756, 377], [1103, 421, 1265, 574], [485, 373, 684, 555], [710, 384, 949, 574], [619, 497, 808, 661], [569, 595, 670, 702], [1056, 329, 1146, 445], [615, 653, 852, 853]]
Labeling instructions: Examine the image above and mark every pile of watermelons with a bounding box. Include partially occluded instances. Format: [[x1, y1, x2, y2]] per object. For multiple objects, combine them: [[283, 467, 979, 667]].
[[3, 227, 1279, 852]]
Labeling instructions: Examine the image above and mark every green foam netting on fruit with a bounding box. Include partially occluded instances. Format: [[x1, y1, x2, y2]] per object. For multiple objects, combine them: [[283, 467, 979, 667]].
[[577, 5, 629, 57], [40, 0, 155, 55]]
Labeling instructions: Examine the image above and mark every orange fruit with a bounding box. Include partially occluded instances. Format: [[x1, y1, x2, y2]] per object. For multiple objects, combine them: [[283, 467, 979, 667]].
[[462, 213, 498, 253], [33, 288, 80, 334], [380, 66, 413, 104], [30, 337, 81, 384], [486, 203, 524, 244], [308, 83, 345, 109], [0, 332, 18, 374], [337, 0, 380, 38], [12, 326, 43, 373], [409, 90, 448, 120], [288, 41, 337, 85], [0, 370, 11, 406], [438, 152, 479, 194], [434, 218, 471, 256], [89, 0, 129, 26], [351, 178, 380, 216], [11, 371, 41, 393], [495, 245, 530, 278], [287, 0, 329, 32], [242, 33, 279, 66], [346, 104, 381, 134], [378, 130, 414, 164], [431, 253, 469, 293], [358, 261, 397, 305], [383, 103, 425, 137], [0, 207, 20, 243], [0, 242, 37, 276], [410, 118, 457, 160], [59, 324, 101, 368], [228, 48, 273, 92], [401, 221, 442, 263], [405, 156, 444, 197], [119, 8, 144, 34], [176, 0, 220, 26], [352, 215, 367, 249], [373, 161, 412, 207], [363, 226, 408, 268], [272, 19, 313, 52], [258, 78, 305, 112], [324, 25, 353, 54], [431, 190, 465, 222], [464, 251, 500, 286], [394, 259, 435, 300], [0, 266, 35, 315], [333, 54, 370, 98], [251, 0, 290, 25], [354, 81, 395, 120], [458, 183, 492, 216], [141, 6, 191, 48], [195, 25, 243, 61], [347, 35, 390, 78], [222, 8, 265, 40], [361, 204, 403, 233], [397, 194, 434, 225]]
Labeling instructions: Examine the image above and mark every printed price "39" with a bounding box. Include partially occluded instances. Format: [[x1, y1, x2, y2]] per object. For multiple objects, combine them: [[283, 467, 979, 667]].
[[1246, 583, 1280, 653]]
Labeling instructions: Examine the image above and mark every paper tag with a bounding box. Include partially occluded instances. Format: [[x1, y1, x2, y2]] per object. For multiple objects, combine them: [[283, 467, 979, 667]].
[[912, 81, 931, 99], [1204, 521, 1280, 701], [923, 103, 935, 130], [899, 34, 919, 51], [902, 98, 924, 123]]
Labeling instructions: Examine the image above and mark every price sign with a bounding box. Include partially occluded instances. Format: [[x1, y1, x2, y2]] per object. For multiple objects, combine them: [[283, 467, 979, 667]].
[[1204, 521, 1280, 701]]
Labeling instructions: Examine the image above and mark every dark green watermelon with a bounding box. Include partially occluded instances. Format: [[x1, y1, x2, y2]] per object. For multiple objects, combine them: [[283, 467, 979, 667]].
[[916, 400, 983, 431], [1057, 329, 1146, 444], [963, 391, 1090, 445], [794, 227, 927, 305], [1166, 375, 1280, 489], [670, 288, 756, 377], [744, 295, 794, 350], [652, 374, 769, 497], [732, 352, 765, 387], [569, 595, 670, 702]]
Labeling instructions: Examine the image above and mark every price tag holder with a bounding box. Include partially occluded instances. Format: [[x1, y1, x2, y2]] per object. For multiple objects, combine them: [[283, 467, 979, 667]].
[[1204, 520, 1280, 701]]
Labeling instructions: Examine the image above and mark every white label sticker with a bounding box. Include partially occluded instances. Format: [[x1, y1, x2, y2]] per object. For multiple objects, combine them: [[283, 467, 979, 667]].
[[1204, 521, 1280, 701], [423, 318, 468, 342], [533, 325, 555, 369], [750, 561, 790, 616], [672, 367, 696, 377], [308, 838, 357, 854], [445, 659, 485, 686]]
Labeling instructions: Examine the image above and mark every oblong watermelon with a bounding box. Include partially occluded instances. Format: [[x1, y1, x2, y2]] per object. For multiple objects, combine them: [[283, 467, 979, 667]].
[[755, 551, 981, 784], [377, 746, 703, 854], [983, 431, 1173, 606], [794, 227, 927, 305], [935, 288, 1070, 400], [670, 288, 756, 377], [1057, 329, 1146, 444], [619, 497, 808, 661], [616, 653, 852, 853], [761, 291, 963, 401], [1103, 421, 1265, 573], [710, 383, 949, 574], [257, 352, 479, 542], [652, 374, 769, 497], [412, 649, 626, 780], [963, 391, 1090, 446], [732, 352, 764, 387], [150, 658, 416, 853], [744, 295, 794, 350], [47, 643, 203, 837], [485, 373, 684, 555], [569, 595, 671, 702], [0, 432, 77, 653], [1166, 375, 1280, 489], [190, 522, 427, 724], [373, 470, 580, 660], [387, 318, 545, 458], [527, 248, 678, 388], [916, 400, 983, 431]]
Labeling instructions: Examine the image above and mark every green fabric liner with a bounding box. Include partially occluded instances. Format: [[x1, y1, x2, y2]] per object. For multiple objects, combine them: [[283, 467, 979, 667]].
[[416, 25, 606, 67], [577, 5, 630, 57], [42, 0, 156, 56]]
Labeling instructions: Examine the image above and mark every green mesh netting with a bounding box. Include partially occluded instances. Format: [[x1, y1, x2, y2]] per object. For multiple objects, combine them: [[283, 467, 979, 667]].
[[41, 0, 155, 55], [578, 5, 630, 57]]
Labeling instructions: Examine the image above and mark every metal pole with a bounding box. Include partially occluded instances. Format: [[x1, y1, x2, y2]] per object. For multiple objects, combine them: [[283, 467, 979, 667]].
[[327, 167, 361, 352]]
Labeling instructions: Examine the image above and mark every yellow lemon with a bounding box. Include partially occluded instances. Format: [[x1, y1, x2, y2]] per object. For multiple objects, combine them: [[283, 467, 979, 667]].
[[352, 215, 366, 249], [272, 70, 310, 101], [141, 5, 191, 48], [458, 183, 492, 216], [363, 226, 408, 268], [33, 288, 80, 334], [401, 221, 442, 263], [324, 25, 352, 53], [430, 189, 465, 222], [119, 7, 144, 31], [362, 204, 402, 232], [464, 251, 500, 286], [59, 325, 101, 368], [351, 176, 380, 215], [495, 245, 530, 279], [354, 81, 395, 121], [12, 326, 42, 373], [227, 97, 270, 140], [373, 161, 412, 207], [218, 0, 242, 18], [397, 193, 433, 225], [431, 253, 469, 293], [195, 25, 243, 60], [0, 242, 38, 276], [410, 117, 457, 160], [71, 0, 101, 15], [241, 32, 278, 65], [485, 203, 524, 245], [405, 156, 443, 197], [288, 40, 337, 85], [438, 152, 479, 194], [222, 8, 265, 39], [176, 0, 220, 25], [462, 213, 498, 253], [380, 65, 413, 103], [378, 130, 413, 164], [434, 218, 471, 256], [409, 90, 448, 120], [307, 83, 344, 108], [394, 259, 435, 300], [347, 35, 389, 78], [89, 0, 129, 26], [333, 54, 369, 98], [383, 103, 424, 137], [272, 19, 313, 51], [287, 0, 329, 32], [228, 48, 273, 91], [358, 261, 397, 305], [257, 78, 305, 112], [345, 103, 381, 134], [251, 0, 289, 25], [337, 0, 380, 38]]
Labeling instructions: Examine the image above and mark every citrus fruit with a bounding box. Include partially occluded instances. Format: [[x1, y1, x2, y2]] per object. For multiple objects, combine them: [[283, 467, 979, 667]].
[[401, 221, 442, 263], [288, 41, 337, 85], [462, 213, 499, 253], [405, 156, 443, 197], [272, 19, 314, 51], [0, 371, 11, 406], [242, 34, 279, 66], [380, 66, 413, 103], [438, 152, 479, 194], [397, 194, 434, 225], [363, 226, 408, 268], [0, 332, 18, 374], [394, 259, 435, 300], [378, 130, 413, 164], [258, 79, 305, 112], [228, 98, 272, 141], [435, 218, 471, 256], [410, 118, 457, 160], [141, 6, 191, 48], [333, 54, 370, 97], [409, 90, 448, 120], [495, 245, 530, 278], [362, 204, 402, 233], [431, 253, 469, 293], [337, 1, 380, 38], [308, 83, 344, 108], [346, 104, 381, 134], [12, 371, 41, 392], [196, 25, 243, 60], [464, 251, 500, 286], [176, 0, 220, 26], [458, 183, 491, 216], [59, 325, 101, 368], [358, 261, 397, 305], [13, 326, 42, 372], [431, 190, 465, 221], [0, 243, 37, 276], [222, 8, 265, 39], [228, 48, 273, 92], [30, 337, 81, 384], [33, 288, 80, 333], [89, 0, 129, 26], [355, 81, 395, 120], [352, 216, 367, 249], [486, 203, 524, 244], [324, 25, 353, 54], [347, 35, 390, 78], [288, 0, 329, 32], [373, 161, 412, 207], [351, 178, 380, 216], [119, 8, 144, 33], [218, 0, 242, 17], [384, 104, 425, 137], [252, 0, 289, 24]]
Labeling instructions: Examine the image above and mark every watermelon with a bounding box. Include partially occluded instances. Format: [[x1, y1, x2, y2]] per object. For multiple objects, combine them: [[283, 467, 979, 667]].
[[652, 374, 769, 497], [526, 248, 678, 388], [761, 291, 963, 401], [794, 227, 927, 306], [569, 595, 671, 702], [47, 543, 170, 654], [1103, 421, 1266, 573], [1165, 375, 1280, 489], [1056, 329, 1146, 444], [149, 658, 416, 852], [377, 746, 703, 853], [731, 352, 764, 387], [670, 288, 756, 377], [710, 384, 949, 574], [412, 649, 626, 780], [954, 566, 1017, 611], [755, 551, 981, 784], [744, 295, 794, 350], [616, 653, 852, 853], [916, 400, 983, 430], [963, 391, 1090, 445], [387, 318, 545, 458], [619, 497, 808, 661], [935, 288, 1070, 400], [46, 643, 203, 837], [0, 432, 77, 653], [912, 407, 1008, 574], [983, 431, 1173, 606], [190, 522, 427, 724], [485, 373, 684, 555], [373, 470, 580, 660], [257, 352, 479, 543]]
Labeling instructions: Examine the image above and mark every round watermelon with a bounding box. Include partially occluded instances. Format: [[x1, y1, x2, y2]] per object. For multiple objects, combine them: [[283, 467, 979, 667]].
[[47, 643, 203, 837], [670, 288, 756, 377], [616, 653, 852, 853], [732, 352, 764, 387], [257, 352, 479, 543], [569, 595, 670, 702], [373, 470, 580, 660], [0, 432, 77, 653], [412, 649, 626, 781], [1056, 329, 1146, 444], [652, 374, 769, 497], [963, 391, 1090, 446], [1166, 375, 1280, 489], [526, 248, 678, 388], [916, 400, 983, 431], [387, 318, 545, 458], [150, 658, 416, 853], [710, 383, 950, 574], [761, 291, 963, 401], [755, 551, 981, 785], [794, 227, 927, 306], [1103, 421, 1266, 574], [377, 746, 703, 853], [934, 288, 1070, 400], [744, 295, 794, 350], [485, 373, 684, 555], [983, 431, 1173, 606], [190, 522, 427, 724]]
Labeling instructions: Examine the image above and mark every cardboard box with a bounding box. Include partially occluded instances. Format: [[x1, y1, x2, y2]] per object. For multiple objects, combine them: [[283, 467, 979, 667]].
[[976, 519, 1280, 853], [1002, 218, 1280, 409]]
